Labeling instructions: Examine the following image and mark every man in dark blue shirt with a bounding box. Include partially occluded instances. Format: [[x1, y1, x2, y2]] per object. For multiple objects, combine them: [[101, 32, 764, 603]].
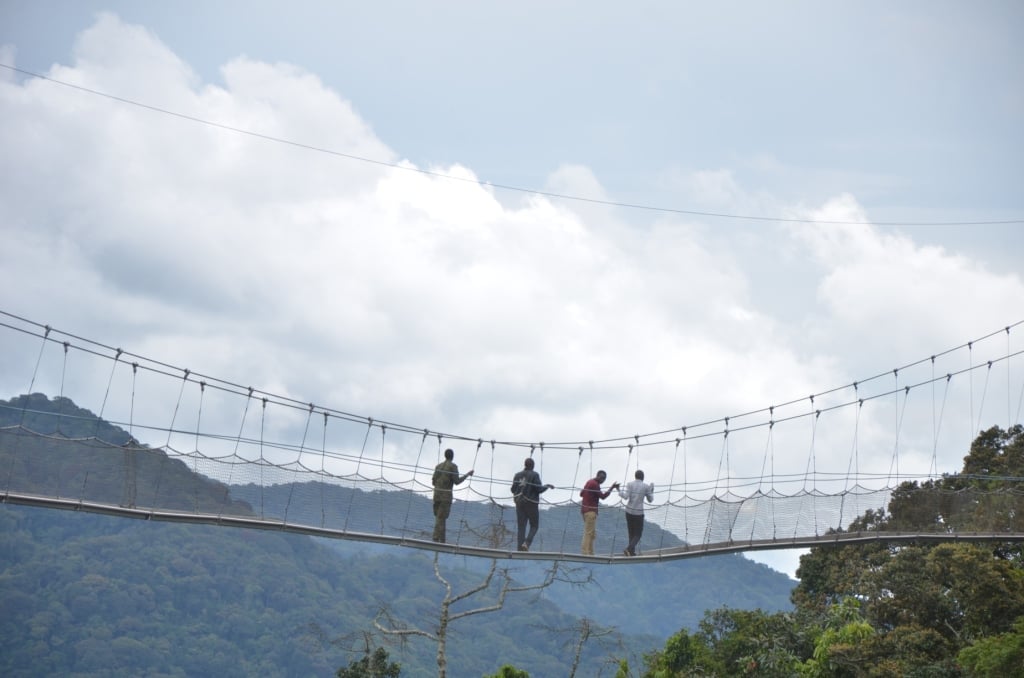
[[511, 457, 554, 552]]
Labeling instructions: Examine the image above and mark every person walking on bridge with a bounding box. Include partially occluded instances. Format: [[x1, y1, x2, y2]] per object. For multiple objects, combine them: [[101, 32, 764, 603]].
[[619, 469, 654, 556], [431, 448, 473, 543], [511, 457, 554, 552], [580, 470, 619, 555]]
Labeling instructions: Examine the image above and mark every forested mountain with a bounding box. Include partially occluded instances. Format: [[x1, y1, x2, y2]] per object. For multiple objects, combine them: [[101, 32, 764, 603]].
[[1, 505, 663, 677], [0, 394, 795, 676]]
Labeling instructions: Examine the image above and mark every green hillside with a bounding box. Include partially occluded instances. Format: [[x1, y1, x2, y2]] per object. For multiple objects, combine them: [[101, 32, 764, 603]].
[[2, 504, 661, 677], [0, 394, 796, 676]]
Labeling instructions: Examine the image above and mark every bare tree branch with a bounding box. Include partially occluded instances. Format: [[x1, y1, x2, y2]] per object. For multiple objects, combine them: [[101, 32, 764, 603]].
[[536, 616, 621, 678], [447, 557, 497, 606], [368, 520, 597, 678], [374, 605, 437, 642]]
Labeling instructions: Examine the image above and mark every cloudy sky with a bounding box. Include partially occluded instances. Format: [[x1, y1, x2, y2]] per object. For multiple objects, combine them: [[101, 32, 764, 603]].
[[1, 2, 1022, 576]]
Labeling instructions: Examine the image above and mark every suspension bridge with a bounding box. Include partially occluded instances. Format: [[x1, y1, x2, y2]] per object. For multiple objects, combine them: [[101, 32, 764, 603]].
[[2, 310, 1023, 563]]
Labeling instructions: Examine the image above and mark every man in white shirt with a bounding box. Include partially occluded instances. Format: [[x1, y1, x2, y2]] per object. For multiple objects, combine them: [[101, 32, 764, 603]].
[[618, 469, 654, 556]]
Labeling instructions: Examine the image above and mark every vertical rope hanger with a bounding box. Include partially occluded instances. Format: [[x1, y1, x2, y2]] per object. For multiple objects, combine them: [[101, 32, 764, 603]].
[[192, 380, 206, 514], [839, 387, 863, 533], [283, 402, 316, 525], [1001, 324, 1023, 425], [1016, 353, 1024, 427], [666, 434, 682, 504], [166, 369, 190, 449], [122, 362, 139, 509], [620, 434, 640, 542], [297, 403, 316, 469], [1007, 326, 1013, 430], [712, 418, 730, 497], [940, 373, 953, 474], [536, 441, 544, 550], [621, 435, 640, 488], [682, 428, 689, 546], [19, 325, 50, 429], [258, 397, 268, 520], [344, 418, 375, 533], [379, 425, 388, 483], [455, 438, 484, 547], [128, 362, 138, 440], [153, 368, 190, 509], [355, 418, 373, 479], [428, 434, 443, 542], [756, 410, 775, 494], [927, 360, 952, 528], [488, 439, 495, 507], [403, 429, 430, 538], [885, 369, 905, 533], [52, 340, 70, 499], [802, 398, 818, 492], [888, 369, 910, 487], [319, 411, 329, 528], [94, 348, 122, 440], [611, 440, 632, 556], [469, 437, 484, 493], [561, 444, 587, 555], [623, 444, 633, 488], [892, 369, 900, 485], [929, 355, 938, 477], [768, 419, 776, 541], [752, 413, 776, 543], [704, 420, 731, 547], [56, 342, 70, 436], [930, 372, 953, 479], [588, 440, 594, 479], [844, 385, 862, 492], [193, 379, 205, 455], [798, 397, 821, 539], [379, 425, 387, 535], [968, 342, 975, 447], [221, 387, 254, 512], [976, 361, 993, 436], [659, 435, 682, 552]]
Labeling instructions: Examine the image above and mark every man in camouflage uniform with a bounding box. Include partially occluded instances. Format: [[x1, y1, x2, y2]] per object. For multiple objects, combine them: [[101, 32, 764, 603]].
[[431, 448, 473, 543]]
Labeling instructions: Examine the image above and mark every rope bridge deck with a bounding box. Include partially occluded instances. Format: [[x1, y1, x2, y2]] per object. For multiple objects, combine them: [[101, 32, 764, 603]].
[[1, 310, 1023, 562]]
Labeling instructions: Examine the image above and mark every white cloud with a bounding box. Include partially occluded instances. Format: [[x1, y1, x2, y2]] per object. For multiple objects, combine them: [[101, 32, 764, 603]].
[[787, 194, 1024, 359], [1, 14, 1021, 578]]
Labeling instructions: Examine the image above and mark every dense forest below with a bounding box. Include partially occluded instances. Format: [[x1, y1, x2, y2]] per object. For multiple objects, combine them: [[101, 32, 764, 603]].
[[0, 394, 795, 676], [0, 504, 659, 676]]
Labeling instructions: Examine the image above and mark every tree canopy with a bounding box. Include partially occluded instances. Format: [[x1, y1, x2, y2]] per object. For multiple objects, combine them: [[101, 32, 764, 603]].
[[640, 425, 1024, 677]]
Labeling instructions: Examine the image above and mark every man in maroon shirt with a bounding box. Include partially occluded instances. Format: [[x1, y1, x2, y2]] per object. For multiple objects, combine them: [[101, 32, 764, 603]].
[[580, 470, 619, 555]]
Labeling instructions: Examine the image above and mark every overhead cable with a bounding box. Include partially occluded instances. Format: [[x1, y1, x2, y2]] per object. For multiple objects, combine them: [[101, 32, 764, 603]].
[[2, 62, 1021, 228]]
